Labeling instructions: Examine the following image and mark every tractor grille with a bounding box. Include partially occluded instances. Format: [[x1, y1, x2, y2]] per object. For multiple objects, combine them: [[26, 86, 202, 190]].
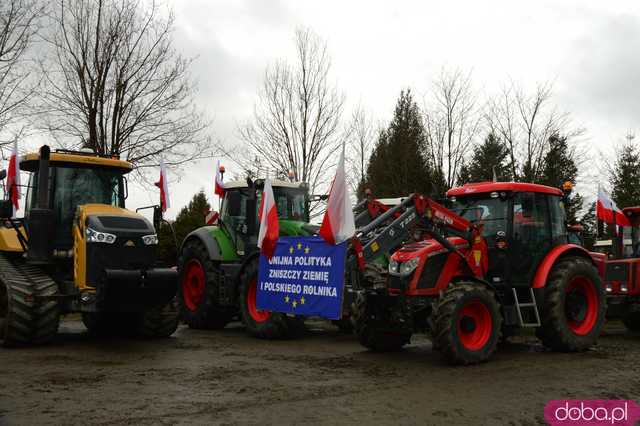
[[605, 263, 629, 282], [85, 235, 155, 286], [416, 253, 448, 289], [98, 216, 149, 230]]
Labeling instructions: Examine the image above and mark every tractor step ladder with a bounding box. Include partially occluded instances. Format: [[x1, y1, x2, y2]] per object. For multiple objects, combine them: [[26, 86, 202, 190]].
[[512, 288, 541, 327]]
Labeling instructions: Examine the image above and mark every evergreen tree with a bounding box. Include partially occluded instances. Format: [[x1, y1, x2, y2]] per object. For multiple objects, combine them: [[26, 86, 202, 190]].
[[579, 201, 597, 250], [538, 134, 583, 223], [158, 190, 211, 265], [610, 137, 640, 208], [457, 133, 511, 184], [538, 134, 578, 188], [363, 89, 434, 197]]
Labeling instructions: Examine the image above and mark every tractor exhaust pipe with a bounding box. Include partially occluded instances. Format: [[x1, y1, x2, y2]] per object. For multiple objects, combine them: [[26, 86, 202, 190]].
[[27, 145, 55, 264]]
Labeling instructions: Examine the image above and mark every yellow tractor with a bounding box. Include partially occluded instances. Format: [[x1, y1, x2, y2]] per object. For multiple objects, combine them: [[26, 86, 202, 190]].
[[0, 146, 178, 346]]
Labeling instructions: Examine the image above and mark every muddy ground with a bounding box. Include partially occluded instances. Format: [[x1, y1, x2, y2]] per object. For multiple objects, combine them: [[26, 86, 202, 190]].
[[1, 319, 639, 426]]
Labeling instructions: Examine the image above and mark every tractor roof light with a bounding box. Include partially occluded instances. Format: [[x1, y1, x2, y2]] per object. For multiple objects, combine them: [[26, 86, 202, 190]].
[[562, 181, 574, 191]]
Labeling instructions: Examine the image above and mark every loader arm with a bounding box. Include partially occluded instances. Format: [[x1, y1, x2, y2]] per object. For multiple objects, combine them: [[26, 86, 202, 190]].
[[349, 194, 486, 282]]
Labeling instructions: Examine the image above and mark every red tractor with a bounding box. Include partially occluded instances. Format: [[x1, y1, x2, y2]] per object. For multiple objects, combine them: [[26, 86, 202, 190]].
[[590, 206, 640, 332], [353, 182, 607, 365]]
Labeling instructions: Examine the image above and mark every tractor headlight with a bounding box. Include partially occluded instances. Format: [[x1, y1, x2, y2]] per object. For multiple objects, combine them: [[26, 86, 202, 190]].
[[86, 227, 116, 244], [399, 257, 420, 276], [388, 259, 399, 273], [142, 234, 159, 245]]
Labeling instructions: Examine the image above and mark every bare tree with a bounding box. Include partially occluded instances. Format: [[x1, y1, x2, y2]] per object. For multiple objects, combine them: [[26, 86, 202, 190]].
[[39, 0, 212, 176], [424, 68, 481, 190], [0, 0, 42, 144], [345, 105, 377, 196], [486, 80, 582, 181], [238, 28, 345, 214]]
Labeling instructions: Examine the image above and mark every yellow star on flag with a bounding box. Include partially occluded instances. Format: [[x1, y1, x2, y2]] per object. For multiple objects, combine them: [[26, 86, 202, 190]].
[[284, 295, 290, 303], [300, 296, 305, 305], [304, 246, 310, 254], [297, 242, 302, 250], [292, 300, 298, 308], [289, 246, 294, 254]]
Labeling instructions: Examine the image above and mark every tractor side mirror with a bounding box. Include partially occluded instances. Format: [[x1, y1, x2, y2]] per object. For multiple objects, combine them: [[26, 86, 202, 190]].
[[0, 200, 12, 218], [153, 205, 162, 231], [0, 170, 6, 181]]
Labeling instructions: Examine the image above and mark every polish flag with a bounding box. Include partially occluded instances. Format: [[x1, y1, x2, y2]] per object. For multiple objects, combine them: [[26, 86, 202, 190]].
[[597, 187, 630, 229], [319, 144, 356, 245], [154, 159, 170, 212], [258, 179, 279, 258], [6, 139, 20, 213], [215, 160, 225, 197]]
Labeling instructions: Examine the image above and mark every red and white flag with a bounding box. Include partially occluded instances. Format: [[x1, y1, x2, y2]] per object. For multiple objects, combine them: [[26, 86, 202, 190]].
[[154, 159, 170, 213], [215, 160, 225, 197], [597, 187, 630, 229], [6, 139, 20, 214], [319, 144, 356, 245], [258, 179, 279, 259]]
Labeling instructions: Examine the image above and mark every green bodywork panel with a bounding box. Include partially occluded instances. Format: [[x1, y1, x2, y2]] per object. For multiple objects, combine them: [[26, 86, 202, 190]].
[[205, 226, 240, 261], [202, 220, 312, 261]]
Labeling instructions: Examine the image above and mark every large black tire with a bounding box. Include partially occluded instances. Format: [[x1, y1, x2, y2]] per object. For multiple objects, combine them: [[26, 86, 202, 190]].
[[332, 318, 353, 333], [0, 256, 59, 347], [352, 292, 411, 352], [238, 258, 304, 339], [622, 310, 640, 332], [537, 257, 606, 352], [433, 282, 502, 365], [136, 301, 180, 338], [177, 239, 233, 329]]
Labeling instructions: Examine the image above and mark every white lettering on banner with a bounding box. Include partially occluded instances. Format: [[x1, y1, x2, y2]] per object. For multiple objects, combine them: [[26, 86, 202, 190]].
[[259, 281, 302, 294], [268, 269, 302, 280], [293, 256, 332, 267]]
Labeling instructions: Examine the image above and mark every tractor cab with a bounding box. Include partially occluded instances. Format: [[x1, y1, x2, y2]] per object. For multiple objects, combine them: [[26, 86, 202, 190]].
[[447, 182, 570, 287], [21, 150, 130, 250], [218, 179, 311, 251]]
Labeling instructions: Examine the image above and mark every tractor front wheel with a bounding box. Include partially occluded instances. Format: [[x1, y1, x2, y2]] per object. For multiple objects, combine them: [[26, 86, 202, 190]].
[[238, 259, 304, 339], [352, 292, 411, 351], [178, 239, 233, 329], [537, 257, 606, 352], [433, 282, 502, 365]]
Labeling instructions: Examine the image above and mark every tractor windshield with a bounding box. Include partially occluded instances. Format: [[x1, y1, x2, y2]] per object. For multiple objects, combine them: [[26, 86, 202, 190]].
[[52, 167, 124, 248], [449, 194, 509, 237]]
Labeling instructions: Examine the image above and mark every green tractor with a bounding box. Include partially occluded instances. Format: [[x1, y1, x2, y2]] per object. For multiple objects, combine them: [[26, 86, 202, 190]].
[[177, 179, 318, 338]]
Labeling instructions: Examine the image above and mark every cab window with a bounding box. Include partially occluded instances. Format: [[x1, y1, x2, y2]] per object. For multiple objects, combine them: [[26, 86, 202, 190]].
[[449, 195, 509, 238]]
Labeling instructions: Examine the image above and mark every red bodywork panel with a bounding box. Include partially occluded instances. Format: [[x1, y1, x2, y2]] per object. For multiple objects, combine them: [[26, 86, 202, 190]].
[[531, 244, 593, 288], [447, 182, 563, 197], [390, 235, 488, 296]]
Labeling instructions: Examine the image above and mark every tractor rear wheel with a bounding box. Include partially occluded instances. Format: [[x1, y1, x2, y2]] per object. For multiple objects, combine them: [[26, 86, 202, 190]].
[[0, 256, 59, 347], [622, 310, 640, 332], [352, 292, 411, 351], [136, 301, 180, 338], [537, 257, 606, 352], [433, 282, 502, 365], [238, 258, 304, 339], [178, 239, 233, 329]]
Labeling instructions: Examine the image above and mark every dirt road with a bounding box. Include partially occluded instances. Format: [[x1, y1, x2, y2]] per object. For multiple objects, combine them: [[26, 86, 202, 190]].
[[1, 319, 639, 425]]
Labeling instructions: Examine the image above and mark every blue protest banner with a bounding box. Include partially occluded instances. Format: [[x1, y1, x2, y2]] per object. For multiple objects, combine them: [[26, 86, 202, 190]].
[[256, 236, 347, 320]]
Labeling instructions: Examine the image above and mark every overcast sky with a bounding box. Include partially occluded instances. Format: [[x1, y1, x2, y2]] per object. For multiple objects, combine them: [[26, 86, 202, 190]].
[[19, 0, 640, 219]]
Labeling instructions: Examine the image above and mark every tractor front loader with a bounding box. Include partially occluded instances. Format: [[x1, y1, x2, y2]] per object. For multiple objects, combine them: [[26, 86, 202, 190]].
[[353, 182, 607, 365], [0, 146, 178, 347]]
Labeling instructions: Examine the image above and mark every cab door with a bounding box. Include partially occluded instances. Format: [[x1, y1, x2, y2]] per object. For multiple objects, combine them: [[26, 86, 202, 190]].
[[508, 192, 553, 286]]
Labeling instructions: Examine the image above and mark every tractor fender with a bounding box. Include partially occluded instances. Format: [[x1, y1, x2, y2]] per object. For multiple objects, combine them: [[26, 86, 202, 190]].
[[531, 244, 595, 289], [180, 227, 224, 261]]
